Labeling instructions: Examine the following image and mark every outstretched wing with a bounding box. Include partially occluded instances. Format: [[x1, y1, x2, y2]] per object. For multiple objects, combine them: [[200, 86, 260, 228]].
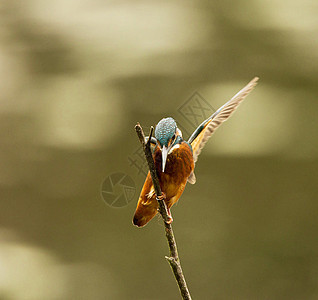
[[188, 77, 259, 165]]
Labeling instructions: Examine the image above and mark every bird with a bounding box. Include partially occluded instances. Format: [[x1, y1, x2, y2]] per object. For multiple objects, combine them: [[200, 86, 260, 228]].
[[133, 77, 259, 227]]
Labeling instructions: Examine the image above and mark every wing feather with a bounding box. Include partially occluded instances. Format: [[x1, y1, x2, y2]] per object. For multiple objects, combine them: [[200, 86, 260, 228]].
[[190, 77, 259, 164]]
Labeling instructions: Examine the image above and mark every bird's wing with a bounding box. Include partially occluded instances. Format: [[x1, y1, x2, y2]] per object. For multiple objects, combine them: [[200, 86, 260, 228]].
[[188, 77, 259, 165], [187, 171, 196, 184]]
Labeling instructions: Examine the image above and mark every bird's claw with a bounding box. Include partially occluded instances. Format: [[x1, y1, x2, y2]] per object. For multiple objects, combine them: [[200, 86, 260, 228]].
[[165, 208, 173, 224], [156, 193, 173, 224], [156, 192, 166, 201], [165, 215, 173, 224]]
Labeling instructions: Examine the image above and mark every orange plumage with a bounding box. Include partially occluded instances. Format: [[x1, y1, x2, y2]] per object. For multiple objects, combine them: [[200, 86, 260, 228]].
[[133, 142, 194, 227]]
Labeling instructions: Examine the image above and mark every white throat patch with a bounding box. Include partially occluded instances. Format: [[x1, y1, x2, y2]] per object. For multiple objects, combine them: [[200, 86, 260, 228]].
[[168, 143, 180, 155]]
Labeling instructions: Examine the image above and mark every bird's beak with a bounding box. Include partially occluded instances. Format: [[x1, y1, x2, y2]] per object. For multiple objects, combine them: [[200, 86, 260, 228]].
[[161, 145, 168, 172]]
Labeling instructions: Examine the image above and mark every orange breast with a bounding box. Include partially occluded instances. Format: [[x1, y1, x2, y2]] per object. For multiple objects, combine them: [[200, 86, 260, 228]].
[[133, 142, 194, 227], [154, 142, 194, 207]]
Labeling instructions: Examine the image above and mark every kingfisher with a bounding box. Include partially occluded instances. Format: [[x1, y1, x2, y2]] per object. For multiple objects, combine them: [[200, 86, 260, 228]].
[[133, 77, 258, 227]]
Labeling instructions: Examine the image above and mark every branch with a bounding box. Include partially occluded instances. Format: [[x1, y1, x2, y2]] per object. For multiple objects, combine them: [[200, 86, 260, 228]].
[[135, 123, 192, 300]]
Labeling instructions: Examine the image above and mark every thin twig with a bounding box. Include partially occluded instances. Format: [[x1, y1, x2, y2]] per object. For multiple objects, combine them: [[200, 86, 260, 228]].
[[135, 122, 192, 300]]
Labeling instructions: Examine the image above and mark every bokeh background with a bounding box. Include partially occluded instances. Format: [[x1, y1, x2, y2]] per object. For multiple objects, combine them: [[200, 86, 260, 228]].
[[1, 0, 318, 299]]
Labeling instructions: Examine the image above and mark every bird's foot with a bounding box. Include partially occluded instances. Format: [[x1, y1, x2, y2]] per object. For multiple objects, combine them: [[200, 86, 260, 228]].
[[166, 208, 173, 224], [156, 193, 173, 224], [156, 192, 166, 201]]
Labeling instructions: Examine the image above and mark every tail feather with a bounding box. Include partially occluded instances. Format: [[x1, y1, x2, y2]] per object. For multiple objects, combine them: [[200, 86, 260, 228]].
[[132, 198, 158, 228]]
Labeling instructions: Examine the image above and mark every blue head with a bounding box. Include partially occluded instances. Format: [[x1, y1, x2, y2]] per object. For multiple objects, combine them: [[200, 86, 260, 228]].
[[155, 117, 177, 147], [155, 117, 182, 172]]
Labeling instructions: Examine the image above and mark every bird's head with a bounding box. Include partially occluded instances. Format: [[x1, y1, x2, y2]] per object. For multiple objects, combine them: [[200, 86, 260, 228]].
[[155, 117, 182, 172]]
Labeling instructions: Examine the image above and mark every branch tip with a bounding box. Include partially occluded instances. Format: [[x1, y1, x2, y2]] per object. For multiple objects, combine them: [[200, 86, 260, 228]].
[[135, 122, 146, 145], [149, 126, 154, 138]]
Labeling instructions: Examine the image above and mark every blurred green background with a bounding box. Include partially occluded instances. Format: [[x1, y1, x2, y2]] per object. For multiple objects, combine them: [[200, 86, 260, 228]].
[[1, 0, 318, 299]]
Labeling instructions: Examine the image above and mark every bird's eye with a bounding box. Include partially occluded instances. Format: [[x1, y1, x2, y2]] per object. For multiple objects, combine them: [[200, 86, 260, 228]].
[[172, 134, 176, 141]]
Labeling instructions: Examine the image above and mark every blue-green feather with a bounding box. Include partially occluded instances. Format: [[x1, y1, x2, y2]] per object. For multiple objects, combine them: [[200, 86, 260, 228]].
[[155, 117, 177, 147]]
